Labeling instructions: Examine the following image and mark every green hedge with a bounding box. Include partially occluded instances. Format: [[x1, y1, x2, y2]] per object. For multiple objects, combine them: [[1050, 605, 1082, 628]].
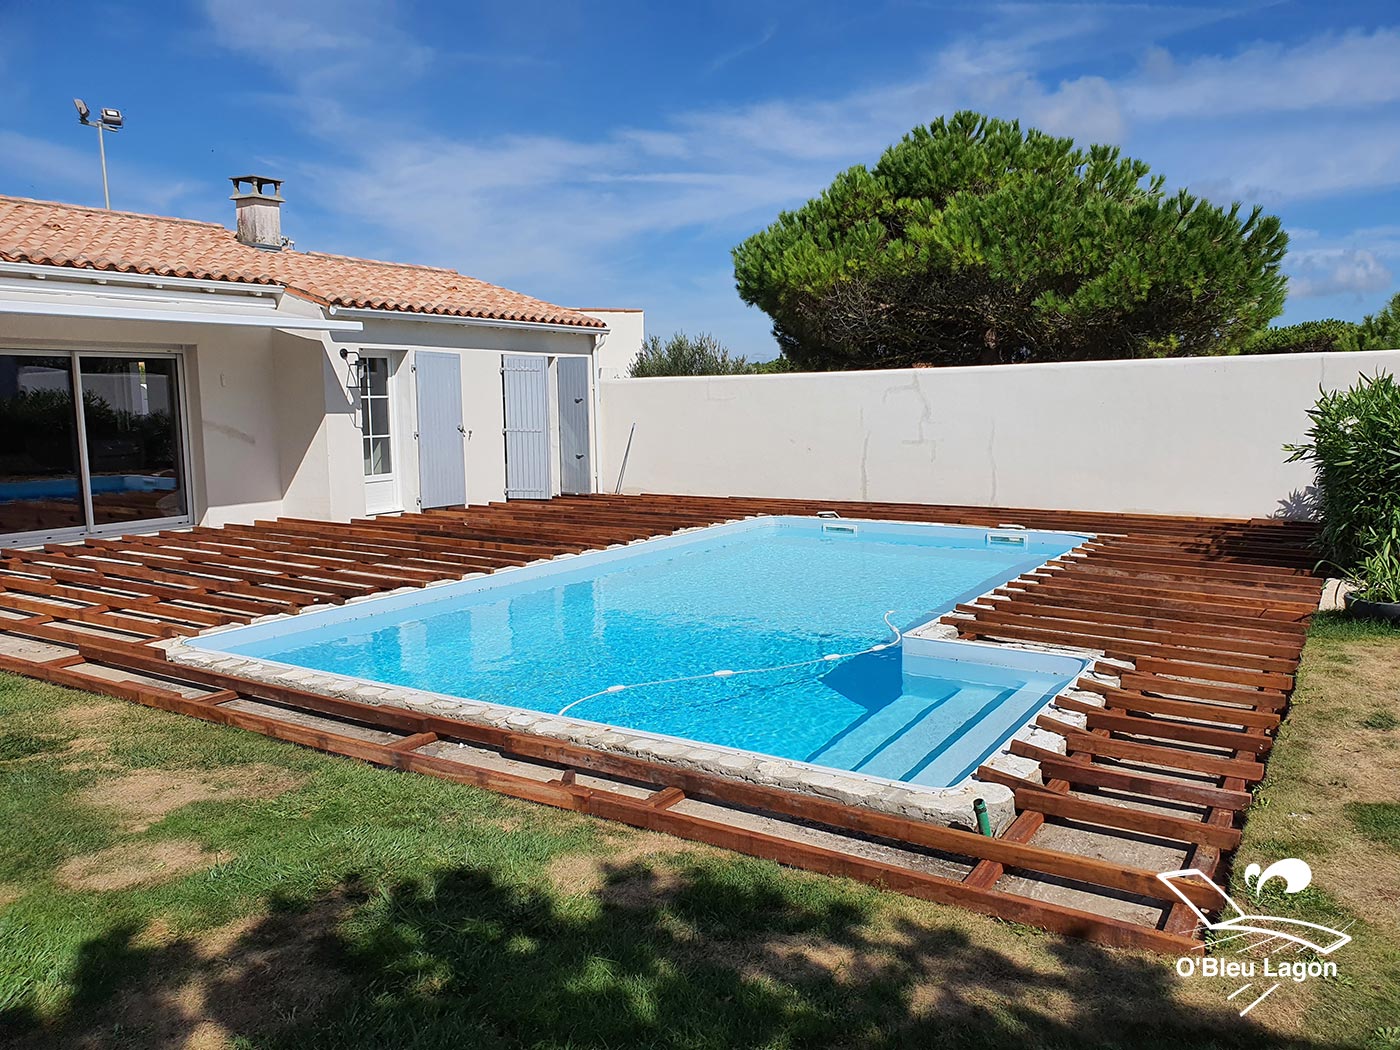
[[1241, 319, 1361, 355], [1286, 373, 1400, 600]]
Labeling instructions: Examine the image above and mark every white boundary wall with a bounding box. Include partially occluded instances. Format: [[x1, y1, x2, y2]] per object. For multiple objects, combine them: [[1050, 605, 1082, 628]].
[[598, 350, 1400, 520]]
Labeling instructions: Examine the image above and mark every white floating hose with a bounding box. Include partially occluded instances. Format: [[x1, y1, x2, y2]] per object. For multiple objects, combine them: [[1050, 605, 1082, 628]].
[[556, 610, 904, 717]]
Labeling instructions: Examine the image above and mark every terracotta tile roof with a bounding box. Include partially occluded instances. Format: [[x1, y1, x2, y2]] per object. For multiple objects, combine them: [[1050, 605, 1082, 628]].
[[0, 195, 605, 329]]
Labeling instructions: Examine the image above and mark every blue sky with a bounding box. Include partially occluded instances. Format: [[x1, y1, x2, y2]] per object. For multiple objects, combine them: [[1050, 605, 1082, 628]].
[[1, 1, 1398, 358]]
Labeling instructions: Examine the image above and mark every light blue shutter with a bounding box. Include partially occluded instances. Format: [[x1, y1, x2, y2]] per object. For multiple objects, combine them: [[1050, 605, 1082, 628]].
[[414, 351, 467, 508], [557, 356, 591, 494], [502, 355, 551, 499]]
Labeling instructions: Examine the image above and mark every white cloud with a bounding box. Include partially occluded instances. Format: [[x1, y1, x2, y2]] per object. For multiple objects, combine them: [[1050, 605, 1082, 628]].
[[706, 22, 779, 75], [1160, 115, 1400, 203], [0, 131, 200, 216], [200, 0, 434, 80], [1286, 247, 1393, 300], [1122, 29, 1400, 122], [0, 132, 96, 193], [198, 0, 437, 140]]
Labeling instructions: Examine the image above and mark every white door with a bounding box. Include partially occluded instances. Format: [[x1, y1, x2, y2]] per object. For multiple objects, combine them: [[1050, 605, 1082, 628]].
[[359, 355, 400, 514], [414, 351, 467, 509], [557, 356, 591, 494], [502, 355, 552, 499]]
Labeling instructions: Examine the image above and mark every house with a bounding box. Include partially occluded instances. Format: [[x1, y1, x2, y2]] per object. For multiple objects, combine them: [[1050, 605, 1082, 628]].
[[578, 308, 645, 379], [0, 178, 611, 547]]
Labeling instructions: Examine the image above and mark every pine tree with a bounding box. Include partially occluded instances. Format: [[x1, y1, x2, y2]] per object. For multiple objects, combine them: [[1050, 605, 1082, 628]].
[[1358, 291, 1400, 350], [732, 112, 1289, 369]]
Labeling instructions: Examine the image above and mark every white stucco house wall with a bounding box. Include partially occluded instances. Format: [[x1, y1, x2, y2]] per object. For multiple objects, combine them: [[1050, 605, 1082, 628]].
[[579, 308, 645, 379], [0, 178, 616, 547]]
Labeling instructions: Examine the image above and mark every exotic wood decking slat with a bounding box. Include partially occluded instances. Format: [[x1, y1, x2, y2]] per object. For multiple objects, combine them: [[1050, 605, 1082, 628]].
[[954, 619, 1301, 674], [1040, 563, 1322, 603], [255, 518, 542, 564], [974, 766, 1241, 849], [990, 586, 1313, 632], [976, 592, 1307, 644], [1006, 743, 1253, 811], [1164, 772, 1248, 937], [0, 494, 1322, 952], [1053, 696, 1274, 754], [957, 605, 1302, 663], [1033, 720, 1268, 782], [13, 547, 310, 611], [970, 589, 1309, 640], [121, 534, 395, 583], [1082, 687, 1282, 731], [0, 556, 287, 618], [169, 529, 451, 585], [0, 593, 187, 639], [0, 574, 238, 627], [1002, 575, 1315, 616], [80, 537, 378, 599]]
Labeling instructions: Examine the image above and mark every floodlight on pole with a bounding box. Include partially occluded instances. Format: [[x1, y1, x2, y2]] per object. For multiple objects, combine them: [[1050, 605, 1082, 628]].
[[74, 98, 124, 209]]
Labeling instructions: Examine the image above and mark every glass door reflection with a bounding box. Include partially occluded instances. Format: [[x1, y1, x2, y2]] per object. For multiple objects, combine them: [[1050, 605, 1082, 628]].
[[78, 356, 187, 526], [0, 354, 86, 535]]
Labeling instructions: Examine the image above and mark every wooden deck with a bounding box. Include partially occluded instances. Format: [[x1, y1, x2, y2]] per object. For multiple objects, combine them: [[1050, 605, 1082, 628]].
[[0, 495, 1321, 955]]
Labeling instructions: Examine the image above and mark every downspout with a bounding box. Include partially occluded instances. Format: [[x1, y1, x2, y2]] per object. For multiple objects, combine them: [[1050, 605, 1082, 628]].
[[590, 330, 606, 494]]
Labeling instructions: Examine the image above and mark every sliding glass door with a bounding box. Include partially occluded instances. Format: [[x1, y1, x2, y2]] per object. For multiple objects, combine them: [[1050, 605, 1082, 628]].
[[0, 350, 190, 542], [0, 354, 86, 535], [78, 356, 188, 526]]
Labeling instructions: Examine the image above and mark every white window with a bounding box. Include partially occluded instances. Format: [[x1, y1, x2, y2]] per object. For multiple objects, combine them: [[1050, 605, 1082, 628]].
[[358, 354, 401, 516], [360, 357, 392, 477]]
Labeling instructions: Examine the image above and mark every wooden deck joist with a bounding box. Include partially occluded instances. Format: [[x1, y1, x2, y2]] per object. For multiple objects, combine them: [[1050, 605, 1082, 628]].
[[0, 494, 1321, 955]]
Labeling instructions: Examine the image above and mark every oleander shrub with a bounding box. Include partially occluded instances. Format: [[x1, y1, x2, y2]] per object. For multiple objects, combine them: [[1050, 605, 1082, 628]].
[[1352, 542, 1400, 603], [1285, 373, 1400, 599]]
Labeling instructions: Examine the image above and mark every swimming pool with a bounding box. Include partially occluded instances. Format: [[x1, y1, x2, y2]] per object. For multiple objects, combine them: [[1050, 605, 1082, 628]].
[[186, 516, 1092, 793]]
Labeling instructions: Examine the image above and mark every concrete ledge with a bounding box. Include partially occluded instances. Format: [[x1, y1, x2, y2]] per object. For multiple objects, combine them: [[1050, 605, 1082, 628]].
[[1319, 577, 1353, 611], [165, 637, 1019, 832]]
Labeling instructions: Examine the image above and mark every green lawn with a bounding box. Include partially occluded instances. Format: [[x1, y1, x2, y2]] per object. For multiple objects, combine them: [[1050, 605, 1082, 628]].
[[0, 613, 1397, 1049], [1222, 613, 1400, 1046]]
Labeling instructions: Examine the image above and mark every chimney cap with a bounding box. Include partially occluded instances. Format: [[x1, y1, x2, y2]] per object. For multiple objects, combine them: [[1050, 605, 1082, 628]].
[[229, 175, 284, 202]]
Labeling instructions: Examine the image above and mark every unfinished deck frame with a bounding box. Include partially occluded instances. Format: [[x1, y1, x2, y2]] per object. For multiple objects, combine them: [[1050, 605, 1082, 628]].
[[0, 495, 1320, 954]]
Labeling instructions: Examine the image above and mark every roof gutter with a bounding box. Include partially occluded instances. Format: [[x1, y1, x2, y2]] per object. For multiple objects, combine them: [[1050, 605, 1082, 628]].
[[0, 260, 281, 297], [328, 305, 609, 337], [0, 296, 363, 331], [0, 265, 362, 331]]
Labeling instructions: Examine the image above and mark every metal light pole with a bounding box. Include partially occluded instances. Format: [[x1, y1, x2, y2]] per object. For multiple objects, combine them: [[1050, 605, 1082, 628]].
[[73, 99, 123, 209]]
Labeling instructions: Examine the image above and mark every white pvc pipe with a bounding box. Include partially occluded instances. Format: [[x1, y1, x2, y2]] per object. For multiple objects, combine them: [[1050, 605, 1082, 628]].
[[613, 422, 637, 494]]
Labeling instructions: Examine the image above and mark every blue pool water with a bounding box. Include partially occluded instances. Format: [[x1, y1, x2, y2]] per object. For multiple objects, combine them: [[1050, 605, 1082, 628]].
[[194, 517, 1089, 788], [0, 474, 177, 502]]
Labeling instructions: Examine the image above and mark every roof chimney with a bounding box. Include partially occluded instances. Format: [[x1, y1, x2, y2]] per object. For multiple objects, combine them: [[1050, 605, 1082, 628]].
[[229, 175, 285, 250]]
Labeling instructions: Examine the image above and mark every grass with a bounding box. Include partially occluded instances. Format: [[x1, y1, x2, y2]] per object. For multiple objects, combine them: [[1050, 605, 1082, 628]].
[[1344, 804, 1400, 850], [0, 613, 1396, 1048], [1360, 711, 1399, 732], [1229, 612, 1400, 1046]]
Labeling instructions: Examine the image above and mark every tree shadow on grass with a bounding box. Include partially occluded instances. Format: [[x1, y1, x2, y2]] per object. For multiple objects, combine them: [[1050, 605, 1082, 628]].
[[2, 858, 1355, 1050]]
